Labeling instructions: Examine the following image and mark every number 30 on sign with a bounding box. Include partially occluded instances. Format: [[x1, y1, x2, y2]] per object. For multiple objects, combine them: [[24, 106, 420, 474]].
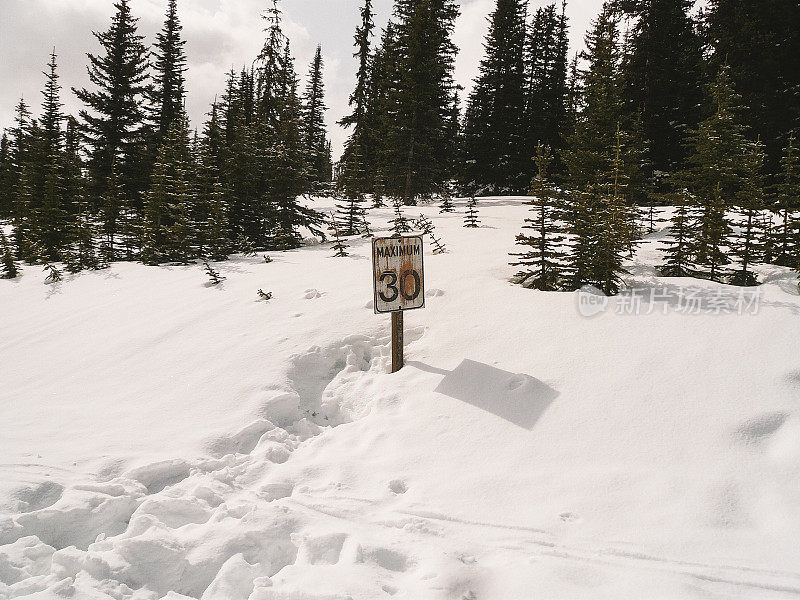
[[372, 235, 425, 314]]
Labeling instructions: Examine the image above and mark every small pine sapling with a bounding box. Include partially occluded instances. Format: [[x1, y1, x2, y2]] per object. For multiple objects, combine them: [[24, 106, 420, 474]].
[[43, 263, 62, 284], [236, 234, 257, 257], [203, 260, 226, 285], [659, 191, 697, 277], [511, 143, 568, 290], [1, 232, 19, 279], [263, 255, 273, 263], [390, 198, 412, 235], [329, 212, 349, 257], [440, 183, 456, 213], [415, 214, 447, 254], [464, 196, 480, 228], [257, 289, 273, 301], [361, 212, 373, 238]]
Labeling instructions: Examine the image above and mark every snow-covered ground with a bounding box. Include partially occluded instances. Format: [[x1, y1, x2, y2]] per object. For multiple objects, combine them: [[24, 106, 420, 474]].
[[1, 197, 799, 600]]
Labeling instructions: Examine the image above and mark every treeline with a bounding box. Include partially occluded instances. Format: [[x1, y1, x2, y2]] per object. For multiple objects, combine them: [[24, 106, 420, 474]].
[[494, 0, 800, 293], [0, 0, 332, 278]]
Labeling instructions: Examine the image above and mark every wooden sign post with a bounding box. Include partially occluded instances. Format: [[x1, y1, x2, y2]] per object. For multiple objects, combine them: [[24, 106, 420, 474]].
[[372, 235, 425, 373]]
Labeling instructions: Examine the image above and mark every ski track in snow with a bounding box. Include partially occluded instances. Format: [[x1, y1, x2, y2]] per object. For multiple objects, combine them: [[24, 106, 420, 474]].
[[2, 197, 800, 599]]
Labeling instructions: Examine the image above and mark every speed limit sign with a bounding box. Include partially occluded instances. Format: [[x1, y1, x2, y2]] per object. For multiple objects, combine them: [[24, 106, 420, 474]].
[[372, 235, 425, 314]]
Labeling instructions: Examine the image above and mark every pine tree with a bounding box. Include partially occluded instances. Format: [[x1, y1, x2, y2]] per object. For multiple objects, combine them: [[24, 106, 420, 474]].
[[564, 4, 623, 190], [415, 214, 446, 253], [659, 191, 697, 277], [151, 0, 187, 143], [329, 212, 349, 257], [335, 191, 366, 237], [681, 66, 750, 280], [382, 0, 461, 204], [0, 231, 19, 279], [36, 50, 68, 262], [439, 182, 455, 213], [511, 143, 568, 289], [267, 41, 323, 250], [773, 132, 800, 266], [704, 0, 800, 174], [301, 46, 331, 191], [193, 110, 231, 261], [338, 0, 375, 196], [462, 0, 528, 194], [620, 0, 704, 181], [464, 196, 480, 228], [141, 118, 193, 264], [390, 197, 412, 235], [730, 139, 767, 285], [524, 2, 571, 177], [10, 99, 38, 262], [74, 0, 151, 235], [0, 133, 12, 221]]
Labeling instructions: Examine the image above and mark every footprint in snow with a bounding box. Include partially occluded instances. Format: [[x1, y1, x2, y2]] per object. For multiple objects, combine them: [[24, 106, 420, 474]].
[[389, 479, 407, 494], [303, 288, 325, 299], [560, 512, 580, 523]]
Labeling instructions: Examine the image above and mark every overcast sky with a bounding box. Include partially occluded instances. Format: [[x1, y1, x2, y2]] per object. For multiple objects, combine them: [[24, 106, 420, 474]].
[[0, 0, 598, 158]]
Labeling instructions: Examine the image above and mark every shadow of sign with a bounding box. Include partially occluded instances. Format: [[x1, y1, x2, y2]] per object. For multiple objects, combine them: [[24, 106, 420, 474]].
[[431, 359, 558, 430]]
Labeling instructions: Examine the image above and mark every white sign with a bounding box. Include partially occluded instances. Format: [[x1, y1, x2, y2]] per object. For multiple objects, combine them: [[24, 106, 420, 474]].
[[372, 235, 425, 314]]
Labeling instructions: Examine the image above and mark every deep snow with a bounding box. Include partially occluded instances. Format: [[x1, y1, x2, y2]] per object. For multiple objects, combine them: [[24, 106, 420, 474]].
[[1, 197, 799, 599]]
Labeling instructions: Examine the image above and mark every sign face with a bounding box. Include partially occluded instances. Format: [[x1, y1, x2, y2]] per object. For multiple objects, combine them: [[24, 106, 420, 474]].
[[372, 235, 425, 314]]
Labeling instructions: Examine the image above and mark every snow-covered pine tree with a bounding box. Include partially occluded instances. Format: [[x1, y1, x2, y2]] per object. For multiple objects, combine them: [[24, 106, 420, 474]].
[[328, 212, 349, 257], [462, 0, 528, 194], [730, 139, 767, 286], [0, 231, 19, 279], [301, 46, 332, 192], [511, 143, 568, 290], [659, 191, 697, 277], [141, 118, 193, 265], [74, 0, 150, 223], [464, 196, 480, 228], [698, 183, 732, 281], [773, 132, 800, 267]]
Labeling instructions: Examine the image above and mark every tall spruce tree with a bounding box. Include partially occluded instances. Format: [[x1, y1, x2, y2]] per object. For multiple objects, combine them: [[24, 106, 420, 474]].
[[151, 0, 187, 145], [74, 0, 151, 244], [620, 0, 704, 182], [462, 0, 528, 194], [36, 50, 68, 261], [383, 0, 460, 204], [141, 118, 193, 264], [9, 99, 37, 261], [659, 191, 697, 277], [338, 0, 375, 196], [301, 46, 332, 191], [524, 2, 570, 177]]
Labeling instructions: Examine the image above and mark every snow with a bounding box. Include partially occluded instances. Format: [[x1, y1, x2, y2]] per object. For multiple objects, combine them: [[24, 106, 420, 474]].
[[1, 197, 800, 599]]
